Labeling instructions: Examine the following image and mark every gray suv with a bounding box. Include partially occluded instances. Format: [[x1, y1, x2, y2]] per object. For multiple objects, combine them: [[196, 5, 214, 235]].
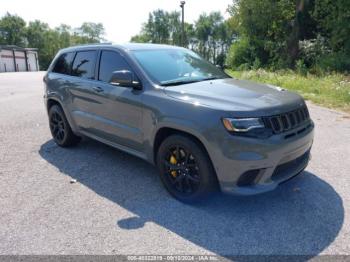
[[44, 43, 314, 202]]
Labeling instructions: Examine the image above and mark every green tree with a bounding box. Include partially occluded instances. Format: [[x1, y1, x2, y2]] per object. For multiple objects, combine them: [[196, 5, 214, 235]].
[[144, 10, 171, 44], [228, 0, 295, 67], [313, 0, 350, 53], [226, 0, 350, 71], [36, 29, 63, 70], [168, 11, 182, 45], [131, 10, 188, 46], [77, 22, 105, 42], [193, 12, 231, 64], [0, 12, 107, 70], [185, 23, 196, 48], [25, 20, 49, 49], [0, 12, 26, 46], [25, 20, 51, 69], [226, 0, 322, 68], [194, 13, 212, 59], [55, 24, 72, 47], [130, 34, 151, 43], [131, 9, 233, 65]]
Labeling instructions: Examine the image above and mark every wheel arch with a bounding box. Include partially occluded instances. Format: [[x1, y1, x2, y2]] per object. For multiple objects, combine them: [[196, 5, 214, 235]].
[[152, 125, 220, 193], [152, 126, 212, 168], [46, 98, 61, 111], [46, 97, 78, 134]]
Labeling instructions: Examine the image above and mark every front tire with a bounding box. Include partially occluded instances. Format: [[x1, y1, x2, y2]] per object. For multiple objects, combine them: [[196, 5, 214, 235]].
[[48, 104, 81, 147], [156, 134, 218, 203]]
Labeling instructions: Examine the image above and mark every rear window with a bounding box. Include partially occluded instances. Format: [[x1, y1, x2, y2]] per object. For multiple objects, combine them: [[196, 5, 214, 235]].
[[52, 52, 75, 75], [71, 51, 97, 79]]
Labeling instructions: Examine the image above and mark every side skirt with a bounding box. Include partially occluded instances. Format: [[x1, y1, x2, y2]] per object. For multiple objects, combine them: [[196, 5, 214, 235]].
[[79, 130, 150, 163]]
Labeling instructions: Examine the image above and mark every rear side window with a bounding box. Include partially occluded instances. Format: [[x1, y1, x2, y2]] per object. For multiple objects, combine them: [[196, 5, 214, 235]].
[[98, 50, 132, 83], [52, 52, 75, 75], [71, 51, 97, 79]]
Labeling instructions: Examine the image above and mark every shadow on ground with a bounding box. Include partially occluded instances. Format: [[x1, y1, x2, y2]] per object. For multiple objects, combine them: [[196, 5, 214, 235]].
[[39, 138, 344, 257]]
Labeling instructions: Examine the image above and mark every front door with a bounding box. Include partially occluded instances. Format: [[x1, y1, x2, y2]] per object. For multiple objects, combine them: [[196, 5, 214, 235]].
[[72, 49, 143, 151]]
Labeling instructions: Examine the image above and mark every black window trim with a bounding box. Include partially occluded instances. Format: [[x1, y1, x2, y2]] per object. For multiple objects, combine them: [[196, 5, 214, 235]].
[[69, 52, 77, 76], [96, 48, 142, 88], [51, 48, 143, 89]]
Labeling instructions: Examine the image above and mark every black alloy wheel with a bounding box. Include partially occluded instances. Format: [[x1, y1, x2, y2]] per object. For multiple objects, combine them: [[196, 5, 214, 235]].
[[50, 111, 66, 143], [157, 134, 218, 203], [48, 104, 81, 147], [164, 145, 200, 194]]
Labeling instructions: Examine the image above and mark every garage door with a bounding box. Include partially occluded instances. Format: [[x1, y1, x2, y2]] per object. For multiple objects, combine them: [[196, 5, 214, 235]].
[[14, 51, 26, 71], [0, 50, 15, 72], [27, 52, 38, 71]]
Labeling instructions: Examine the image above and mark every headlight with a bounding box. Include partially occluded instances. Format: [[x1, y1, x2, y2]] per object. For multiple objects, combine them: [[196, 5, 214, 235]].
[[222, 117, 265, 132]]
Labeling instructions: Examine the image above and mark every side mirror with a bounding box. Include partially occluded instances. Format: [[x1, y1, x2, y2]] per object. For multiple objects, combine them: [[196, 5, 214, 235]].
[[110, 70, 142, 90]]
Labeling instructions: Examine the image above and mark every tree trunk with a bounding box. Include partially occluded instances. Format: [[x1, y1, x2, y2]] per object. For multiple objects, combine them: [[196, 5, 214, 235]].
[[287, 0, 307, 67]]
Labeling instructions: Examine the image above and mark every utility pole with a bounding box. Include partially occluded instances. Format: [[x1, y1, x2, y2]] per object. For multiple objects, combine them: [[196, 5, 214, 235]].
[[180, 1, 186, 47]]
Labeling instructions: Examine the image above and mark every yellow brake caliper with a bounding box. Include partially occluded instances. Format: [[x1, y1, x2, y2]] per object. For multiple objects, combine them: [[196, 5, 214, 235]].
[[170, 155, 178, 177]]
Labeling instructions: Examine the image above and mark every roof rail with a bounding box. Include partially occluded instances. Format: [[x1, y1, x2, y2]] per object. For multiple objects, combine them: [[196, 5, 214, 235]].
[[72, 42, 113, 47]]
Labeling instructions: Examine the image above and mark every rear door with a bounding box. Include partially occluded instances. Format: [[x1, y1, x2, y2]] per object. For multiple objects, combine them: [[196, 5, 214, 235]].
[[68, 50, 104, 135], [46, 51, 76, 110]]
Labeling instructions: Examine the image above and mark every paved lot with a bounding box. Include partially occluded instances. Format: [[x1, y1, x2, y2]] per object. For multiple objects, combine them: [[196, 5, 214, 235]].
[[0, 72, 349, 257]]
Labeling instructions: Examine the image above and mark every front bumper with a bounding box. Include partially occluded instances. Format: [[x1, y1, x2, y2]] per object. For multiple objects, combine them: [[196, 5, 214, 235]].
[[209, 122, 314, 195]]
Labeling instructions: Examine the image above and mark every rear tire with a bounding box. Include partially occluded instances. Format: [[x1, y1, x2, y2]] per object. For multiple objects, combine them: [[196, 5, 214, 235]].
[[156, 134, 218, 203], [48, 104, 81, 147]]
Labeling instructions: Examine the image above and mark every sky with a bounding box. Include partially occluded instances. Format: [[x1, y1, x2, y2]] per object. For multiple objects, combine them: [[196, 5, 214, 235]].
[[1, 0, 233, 43]]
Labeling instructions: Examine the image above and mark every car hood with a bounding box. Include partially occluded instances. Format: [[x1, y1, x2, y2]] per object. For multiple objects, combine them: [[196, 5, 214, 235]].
[[162, 78, 305, 116]]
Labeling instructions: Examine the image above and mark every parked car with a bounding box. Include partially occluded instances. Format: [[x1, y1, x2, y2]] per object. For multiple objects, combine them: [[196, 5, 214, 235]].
[[44, 43, 314, 202]]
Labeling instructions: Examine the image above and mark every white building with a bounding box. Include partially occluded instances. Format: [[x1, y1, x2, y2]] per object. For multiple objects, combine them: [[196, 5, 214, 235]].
[[0, 45, 39, 72]]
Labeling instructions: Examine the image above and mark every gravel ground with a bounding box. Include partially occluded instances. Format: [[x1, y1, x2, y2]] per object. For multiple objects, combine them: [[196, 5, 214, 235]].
[[0, 72, 349, 257]]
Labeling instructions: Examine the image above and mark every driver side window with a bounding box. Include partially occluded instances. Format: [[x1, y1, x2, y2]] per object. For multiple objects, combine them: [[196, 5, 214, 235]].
[[98, 50, 133, 83]]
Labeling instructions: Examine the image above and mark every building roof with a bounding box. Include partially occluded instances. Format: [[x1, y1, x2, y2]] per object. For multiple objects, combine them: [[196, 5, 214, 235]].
[[0, 45, 38, 51]]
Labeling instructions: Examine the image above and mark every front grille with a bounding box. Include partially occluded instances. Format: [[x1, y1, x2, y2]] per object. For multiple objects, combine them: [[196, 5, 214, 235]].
[[263, 106, 310, 134]]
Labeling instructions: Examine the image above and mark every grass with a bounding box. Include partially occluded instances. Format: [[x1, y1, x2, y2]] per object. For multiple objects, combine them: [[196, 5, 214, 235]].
[[227, 69, 350, 113]]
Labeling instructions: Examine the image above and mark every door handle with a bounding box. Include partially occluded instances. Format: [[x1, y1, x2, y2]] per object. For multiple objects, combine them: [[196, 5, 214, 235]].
[[92, 86, 104, 93]]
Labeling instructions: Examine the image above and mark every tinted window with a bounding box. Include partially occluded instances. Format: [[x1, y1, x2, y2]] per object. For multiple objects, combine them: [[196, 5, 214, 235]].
[[52, 52, 75, 75], [71, 51, 97, 79], [98, 51, 132, 83]]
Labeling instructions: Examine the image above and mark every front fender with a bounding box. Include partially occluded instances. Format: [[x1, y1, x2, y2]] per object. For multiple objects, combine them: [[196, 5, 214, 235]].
[[145, 117, 212, 165]]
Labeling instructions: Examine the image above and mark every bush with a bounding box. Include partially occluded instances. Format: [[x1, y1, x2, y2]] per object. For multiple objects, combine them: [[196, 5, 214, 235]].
[[298, 36, 350, 74], [215, 53, 226, 68], [299, 36, 330, 68], [237, 63, 250, 71], [316, 52, 350, 73], [226, 38, 254, 69], [296, 59, 308, 76], [252, 57, 261, 70]]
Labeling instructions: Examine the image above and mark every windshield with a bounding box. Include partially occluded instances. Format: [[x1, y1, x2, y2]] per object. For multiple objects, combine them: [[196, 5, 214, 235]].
[[131, 49, 229, 86]]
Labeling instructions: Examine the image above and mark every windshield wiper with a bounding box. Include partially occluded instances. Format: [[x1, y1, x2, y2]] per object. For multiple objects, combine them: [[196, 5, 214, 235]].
[[161, 76, 229, 87], [161, 79, 202, 87], [199, 76, 226, 81]]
